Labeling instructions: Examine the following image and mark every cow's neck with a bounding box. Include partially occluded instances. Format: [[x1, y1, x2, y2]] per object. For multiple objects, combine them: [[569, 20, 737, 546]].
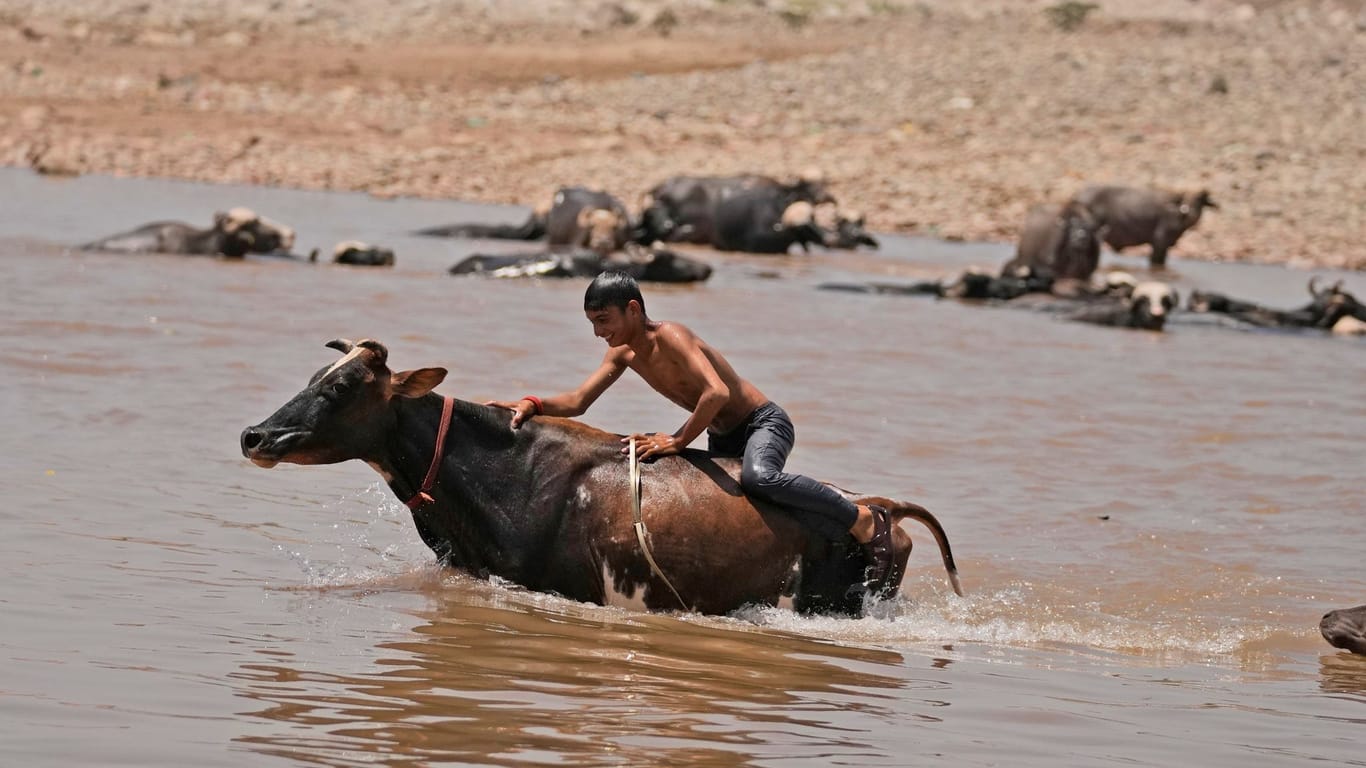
[[375, 395, 552, 573]]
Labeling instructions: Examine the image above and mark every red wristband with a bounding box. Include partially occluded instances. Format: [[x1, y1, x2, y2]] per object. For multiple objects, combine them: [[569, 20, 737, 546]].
[[521, 395, 543, 415]]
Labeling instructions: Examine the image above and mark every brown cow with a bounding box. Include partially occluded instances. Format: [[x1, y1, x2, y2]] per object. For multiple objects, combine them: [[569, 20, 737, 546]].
[[240, 339, 962, 616]]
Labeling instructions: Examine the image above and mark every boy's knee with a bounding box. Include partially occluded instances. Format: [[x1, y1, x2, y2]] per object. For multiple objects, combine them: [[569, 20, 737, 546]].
[[741, 464, 780, 495]]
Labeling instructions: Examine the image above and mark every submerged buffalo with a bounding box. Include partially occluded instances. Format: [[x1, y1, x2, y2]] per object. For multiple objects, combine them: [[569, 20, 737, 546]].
[[240, 339, 962, 616], [1073, 185, 1217, 269], [1067, 281, 1179, 331], [1321, 605, 1366, 655], [710, 194, 828, 254], [332, 241, 395, 267], [80, 207, 297, 258], [640, 171, 834, 246], [1188, 278, 1366, 333], [416, 187, 633, 256], [1001, 201, 1104, 281], [449, 244, 713, 283]]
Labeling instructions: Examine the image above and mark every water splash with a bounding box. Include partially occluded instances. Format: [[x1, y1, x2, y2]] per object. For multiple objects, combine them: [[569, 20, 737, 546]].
[[275, 481, 430, 588]]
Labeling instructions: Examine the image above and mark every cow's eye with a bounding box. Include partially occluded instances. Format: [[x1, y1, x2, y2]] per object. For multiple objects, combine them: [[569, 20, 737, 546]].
[[330, 381, 350, 396]]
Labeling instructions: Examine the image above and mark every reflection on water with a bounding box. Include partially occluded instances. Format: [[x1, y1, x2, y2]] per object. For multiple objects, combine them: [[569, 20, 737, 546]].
[[1318, 653, 1366, 700], [232, 574, 924, 766]]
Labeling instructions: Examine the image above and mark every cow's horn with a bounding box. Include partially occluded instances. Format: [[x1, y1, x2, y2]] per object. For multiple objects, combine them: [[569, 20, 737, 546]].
[[326, 338, 355, 354], [1308, 277, 1321, 297]]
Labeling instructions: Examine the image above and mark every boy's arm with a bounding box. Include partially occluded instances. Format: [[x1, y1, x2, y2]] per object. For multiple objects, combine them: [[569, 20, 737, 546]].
[[486, 347, 627, 429], [631, 326, 729, 459]]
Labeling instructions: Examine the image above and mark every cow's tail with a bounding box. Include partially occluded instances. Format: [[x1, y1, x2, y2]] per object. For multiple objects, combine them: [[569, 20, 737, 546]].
[[849, 493, 962, 598], [892, 501, 963, 596], [415, 214, 547, 240]]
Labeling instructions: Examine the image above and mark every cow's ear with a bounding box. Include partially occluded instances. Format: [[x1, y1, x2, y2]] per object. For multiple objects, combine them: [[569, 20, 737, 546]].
[[391, 367, 447, 398]]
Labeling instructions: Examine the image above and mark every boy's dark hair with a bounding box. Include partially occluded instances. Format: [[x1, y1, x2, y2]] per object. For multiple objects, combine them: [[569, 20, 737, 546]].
[[584, 271, 645, 315]]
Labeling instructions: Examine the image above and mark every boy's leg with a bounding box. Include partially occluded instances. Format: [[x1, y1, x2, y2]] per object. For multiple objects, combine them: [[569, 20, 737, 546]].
[[739, 405, 896, 589]]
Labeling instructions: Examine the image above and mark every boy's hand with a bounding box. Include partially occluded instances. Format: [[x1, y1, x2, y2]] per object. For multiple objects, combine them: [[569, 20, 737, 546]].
[[623, 432, 680, 460], [485, 399, 537, 429]]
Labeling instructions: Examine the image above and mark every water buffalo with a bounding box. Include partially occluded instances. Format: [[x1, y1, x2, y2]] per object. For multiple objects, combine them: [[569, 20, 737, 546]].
[[1068, 281, 1179, 331], [1322, 605, 1366, 654], [1187, 278, 1365, 332], [449, 244, 713, 283], [710, 194, 828, 254], [1001, 201, 1104, 281], [331, 241, 395, 267], [1073, 185, 1217, 268], [80, 207, 297, 258], [239, 339, 962, 616], [416, 187, 632, 256], [640, 170, 835, 245]]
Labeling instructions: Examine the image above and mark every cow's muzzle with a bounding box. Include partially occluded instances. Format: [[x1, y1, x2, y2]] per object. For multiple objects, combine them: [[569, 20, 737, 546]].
[[240, 426, 304, 468]]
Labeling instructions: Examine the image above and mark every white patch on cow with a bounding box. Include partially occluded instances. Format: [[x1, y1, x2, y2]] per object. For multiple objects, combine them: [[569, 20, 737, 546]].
[[1104, 271, 1137, 291], [220, 207, 258, 233], [333, 240, 367, 257], [781, 201, 814, 227], [600, 559, 650, 612], [813, 202, 840, 229], [258, 214, 296, 250], [365, 461, 394, 482], [1332, 315, 1366, 335], [1133, 282, 1175, 316], [322, 346, 365, 378], [553, 191, 565, 205]]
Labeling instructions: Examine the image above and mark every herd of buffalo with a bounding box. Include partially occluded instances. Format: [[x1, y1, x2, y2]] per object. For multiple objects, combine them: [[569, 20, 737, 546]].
[[74, 172, 1365, 337]]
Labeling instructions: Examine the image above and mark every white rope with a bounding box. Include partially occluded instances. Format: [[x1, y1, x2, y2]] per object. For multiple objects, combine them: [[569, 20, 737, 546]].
[[629, 437, 690, 612]]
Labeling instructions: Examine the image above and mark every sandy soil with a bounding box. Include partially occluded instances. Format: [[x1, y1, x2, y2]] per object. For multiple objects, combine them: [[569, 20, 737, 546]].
[[1, 0, 1362, 269]]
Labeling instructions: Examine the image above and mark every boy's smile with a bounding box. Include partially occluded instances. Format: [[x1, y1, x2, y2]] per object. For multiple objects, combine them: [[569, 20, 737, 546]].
[[585, 304, 639, 347]]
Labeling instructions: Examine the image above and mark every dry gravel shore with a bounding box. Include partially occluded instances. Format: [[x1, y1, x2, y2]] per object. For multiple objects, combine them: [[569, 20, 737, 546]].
[[1, 0, 1362, 269]]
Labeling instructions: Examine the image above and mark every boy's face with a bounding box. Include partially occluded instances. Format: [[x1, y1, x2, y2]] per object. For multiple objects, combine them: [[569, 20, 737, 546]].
[[585, 302, 640, 347]]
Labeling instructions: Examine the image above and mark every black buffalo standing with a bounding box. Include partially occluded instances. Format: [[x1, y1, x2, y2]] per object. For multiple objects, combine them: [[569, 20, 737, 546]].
[[1073, 185, 1217, 269]]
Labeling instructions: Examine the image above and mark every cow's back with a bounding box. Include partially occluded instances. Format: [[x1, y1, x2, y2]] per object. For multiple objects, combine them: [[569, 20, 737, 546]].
[[1075, 186, 1165, 249], [569, 447, 810, 613]]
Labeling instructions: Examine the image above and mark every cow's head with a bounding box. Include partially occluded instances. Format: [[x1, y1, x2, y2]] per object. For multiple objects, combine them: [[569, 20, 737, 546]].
[[240, 339, 446, 468], [1176, 189, 1217, 228], [1307, 277, 1363, 328], [1127, 282, 1179, 331], [576, 207, 625, 256], [215, 207, 297, 254]]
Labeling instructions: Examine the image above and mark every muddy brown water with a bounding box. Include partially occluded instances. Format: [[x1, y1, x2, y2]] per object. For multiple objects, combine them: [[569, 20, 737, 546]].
[[1, 169, 1364, 767]]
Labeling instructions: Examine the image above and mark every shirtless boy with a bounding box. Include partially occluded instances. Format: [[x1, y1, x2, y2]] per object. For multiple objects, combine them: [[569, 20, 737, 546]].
[[488, 271, 896, 592]]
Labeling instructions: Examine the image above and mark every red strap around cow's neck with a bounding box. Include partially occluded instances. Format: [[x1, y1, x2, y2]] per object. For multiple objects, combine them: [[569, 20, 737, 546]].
[[404, 395, 454, 510]]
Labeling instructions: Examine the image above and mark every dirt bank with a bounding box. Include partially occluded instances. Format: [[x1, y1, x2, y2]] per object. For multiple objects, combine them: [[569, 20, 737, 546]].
[[1, 0, 1362, 269]]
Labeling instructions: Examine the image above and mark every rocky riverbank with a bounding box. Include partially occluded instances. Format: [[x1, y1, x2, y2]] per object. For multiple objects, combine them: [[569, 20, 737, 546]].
[[1, 0, 1362, 269]]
